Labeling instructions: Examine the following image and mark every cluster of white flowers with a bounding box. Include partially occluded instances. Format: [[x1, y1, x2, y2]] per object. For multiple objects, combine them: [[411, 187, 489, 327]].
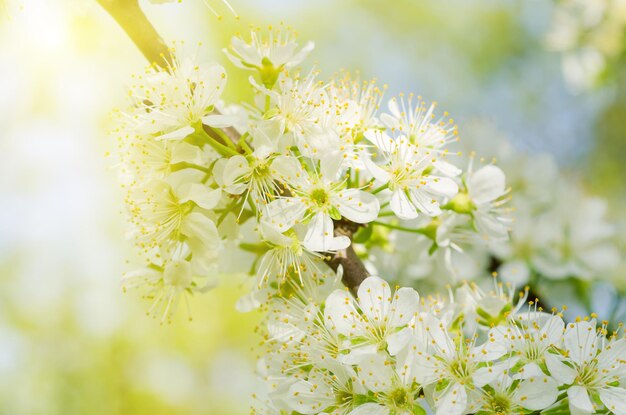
[[546, 0, 626, 91], [372, 121, 622, 303], [255, 275, 626, 415], [110, 20, 626, 413], [114, 28, 516, 320]]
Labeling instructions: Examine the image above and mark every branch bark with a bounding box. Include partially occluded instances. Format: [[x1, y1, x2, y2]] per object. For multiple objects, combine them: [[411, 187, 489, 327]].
[[97, 0, 372, 294], [324, 221, 370, 295]]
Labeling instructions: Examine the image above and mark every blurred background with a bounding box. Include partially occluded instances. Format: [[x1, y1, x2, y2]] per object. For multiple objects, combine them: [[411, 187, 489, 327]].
[[0, 0, 624, 413]]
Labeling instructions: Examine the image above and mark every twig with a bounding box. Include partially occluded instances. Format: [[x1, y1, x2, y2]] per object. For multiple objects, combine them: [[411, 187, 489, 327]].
[[325, 220, 370, 295], [97, 0, 172, 66]]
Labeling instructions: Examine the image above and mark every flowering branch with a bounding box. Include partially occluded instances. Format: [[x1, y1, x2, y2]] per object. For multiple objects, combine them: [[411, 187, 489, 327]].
[[97, 0, 372, 294]]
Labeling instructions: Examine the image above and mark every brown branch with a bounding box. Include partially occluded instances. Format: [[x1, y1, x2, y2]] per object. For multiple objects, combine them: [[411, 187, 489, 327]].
[[325, 220, 370, 295], [98, 0, 372, 294]]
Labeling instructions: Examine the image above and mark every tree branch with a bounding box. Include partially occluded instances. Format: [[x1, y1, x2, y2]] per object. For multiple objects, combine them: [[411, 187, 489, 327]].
[[325, 221, 370, 295], [98, 0, 372, 294], [97, 0, 172, 66]]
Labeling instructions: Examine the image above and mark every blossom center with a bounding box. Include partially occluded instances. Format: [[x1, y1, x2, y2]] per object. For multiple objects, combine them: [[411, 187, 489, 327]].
[[310, 188, 330, 208]]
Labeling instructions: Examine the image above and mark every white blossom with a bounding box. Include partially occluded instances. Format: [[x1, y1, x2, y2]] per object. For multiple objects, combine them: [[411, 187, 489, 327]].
[[364, 130, 459, 220], [266, 156, 379, 252]]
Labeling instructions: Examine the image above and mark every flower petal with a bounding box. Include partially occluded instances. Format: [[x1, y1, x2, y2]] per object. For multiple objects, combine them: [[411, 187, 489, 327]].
[[357, 276, 391, 325], [156, 125, 195, 141], [514, 376, 558, 411], [178, 184, 222, 210], [348, 403, 389, 415], [390, 190, 419, 220], [302, 212, 350, 252], [265, 198, 307, 231], [545, 352, 577, 385], [388, 287, 420, 328], [468, 165, 506, 205], [568, 385, 594, 414], [335, 189, 380, 224], [324, 289, 361, 337], [434, 382, 467, 415], [564, 321, 598, 366], [598, 386, 626, 415]]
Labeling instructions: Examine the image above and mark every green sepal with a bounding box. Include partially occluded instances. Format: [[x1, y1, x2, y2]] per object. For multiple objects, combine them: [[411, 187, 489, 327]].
[[329, 206, 342, 220], [411, 403, 427, 415]]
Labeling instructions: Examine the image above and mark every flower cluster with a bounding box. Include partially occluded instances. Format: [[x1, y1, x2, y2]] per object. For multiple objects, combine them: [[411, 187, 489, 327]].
[[114, 28, 516, 320], [372, 120, 622, 308], [255, 275, 626, 415], [108, 12, 626, 413], [114, 51, 235, 322]]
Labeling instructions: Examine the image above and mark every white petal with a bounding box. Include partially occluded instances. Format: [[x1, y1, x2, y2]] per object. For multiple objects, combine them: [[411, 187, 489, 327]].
[[388, 287, 420, 327], [363, 156, 391, 183], [422, 313, 455, 359], [598, 386, 626, 415], [286, 41, 315, 67], [178, 184, 222, 210], [564, 321, 598, 366], [353, 353, 395, 393], [340, 343, 380, 365], [540, 315, 565, 348], [364, 129, 395, 153], [386, 327, 413, 356], [302, 212, 350, 252], [181, 213, 220, 248], [426, 176, 458, 198], [286, 379, 334, 414], [259, 220, 292, 246], [497, 260, 530, 285], [212, 158, 227, 187], [265, 198, 307, 231], [222, 155, 250, 193], [473, 359, 515, 387], [412, 351, 441, 385], [514, 376, 558, 411], [434, 382, 467, 415], [156, 125, 195, 141], [408, 188, 442, 217], [357, 276, 391, 325], [235, 291, 262, 312], [348, 403, 389, 415], [568, 385, 594, 413], [335, 189, 380, 223], [271, 155, 308, 189], [468, 165, 506, 205], [201, 114, 240, 128], [474, 211, 509, 241], [170, 142, 205, 165], [319, 149, 344, 181], [433, 160, 461, 177], [324, 289, 361, 337], [473, 339, 509, 363], [516, 362, 544, 379], [544, 352, 577, 384], [390, 190, 419, 220]]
